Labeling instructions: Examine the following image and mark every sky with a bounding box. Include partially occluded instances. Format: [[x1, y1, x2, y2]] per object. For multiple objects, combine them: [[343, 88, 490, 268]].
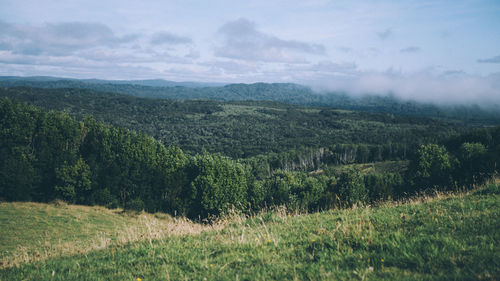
[[0, 0, 500, 104]]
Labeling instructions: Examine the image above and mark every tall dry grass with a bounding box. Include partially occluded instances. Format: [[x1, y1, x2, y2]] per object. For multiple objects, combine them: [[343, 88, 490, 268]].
[[0, 203, 220, 269]]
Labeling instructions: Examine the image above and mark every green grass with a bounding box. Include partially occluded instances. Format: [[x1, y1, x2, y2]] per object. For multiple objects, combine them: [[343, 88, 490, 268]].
[[1, 186, 499, 280], [327, 160, 410, 175], [0, 201, 212, 268]]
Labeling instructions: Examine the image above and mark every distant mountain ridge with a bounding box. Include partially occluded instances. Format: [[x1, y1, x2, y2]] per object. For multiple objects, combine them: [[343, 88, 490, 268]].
[[0, 76, 225, 88], [1, 76, 499, 125]]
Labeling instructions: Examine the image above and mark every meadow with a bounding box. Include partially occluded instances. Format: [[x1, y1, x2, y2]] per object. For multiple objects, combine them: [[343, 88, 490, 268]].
[[0, 201, 215, 269], [1, 184, 498, 280]]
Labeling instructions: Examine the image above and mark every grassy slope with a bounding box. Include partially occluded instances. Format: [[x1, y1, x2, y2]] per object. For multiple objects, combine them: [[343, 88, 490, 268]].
[[1, 185, 499, 280], [0, 202, 214, 268], [325, 160, 410, 175]]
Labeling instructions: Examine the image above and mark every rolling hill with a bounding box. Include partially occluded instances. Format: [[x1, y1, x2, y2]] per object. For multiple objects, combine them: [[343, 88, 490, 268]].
[[0, 86, 465, 161], [1, 184, 499, 280], [1, 76, 499, 125]]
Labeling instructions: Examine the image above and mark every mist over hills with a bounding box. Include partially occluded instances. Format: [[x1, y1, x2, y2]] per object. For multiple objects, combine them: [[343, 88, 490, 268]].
[[1, 76, 499, 125]]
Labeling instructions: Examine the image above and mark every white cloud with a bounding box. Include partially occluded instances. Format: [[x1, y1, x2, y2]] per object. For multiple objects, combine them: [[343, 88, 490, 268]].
[[377, 28, 392, 40], [214, 18, 326, 63], [400, 46, 421, 53], [477, 55, 500, 64], [306, 70, 500, 106], [150, 32, 192, 45], [0, 21, 137, 56]]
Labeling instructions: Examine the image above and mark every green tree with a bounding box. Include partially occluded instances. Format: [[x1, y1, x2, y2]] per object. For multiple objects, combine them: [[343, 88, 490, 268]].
[[336, 167, 367, 207], [409, 144, 453, 191], [55, 158, 92, 202], [456, 142, 493, 189], [263, 170, 298, 208], [0, 99, 38, 201], [157, 146, 190, 215], [188, 153, 249, 219]]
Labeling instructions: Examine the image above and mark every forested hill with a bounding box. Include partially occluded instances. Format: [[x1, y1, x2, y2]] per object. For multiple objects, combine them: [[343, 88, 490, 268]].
[[0, 87, 464, 162], [1, 97, 499, 219], [1, 76, 499, 124], [0, 76, 225, 88]]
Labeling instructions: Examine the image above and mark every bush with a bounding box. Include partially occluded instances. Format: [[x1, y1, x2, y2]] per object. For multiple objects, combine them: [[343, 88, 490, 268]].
[[126, 198, 145, 212], [247, 180, 265, 211], [187, 153, 250, 219], [408, 144, 453, 192], [262, 171, 328, 212], [474, 184, 500, 195], [91, 188, 118, 208], [337, 168, 367, 207]]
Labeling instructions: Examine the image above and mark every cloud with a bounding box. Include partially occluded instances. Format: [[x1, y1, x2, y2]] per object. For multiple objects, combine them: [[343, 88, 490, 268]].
[[0, 20, 11, 33], [0, 20, 199, 77], [477, 55, 500, 63], [440, 31, 451, 39], [377, 28, 392, 40], [0, 53, 163, 80], [307, 70, 500, 106], [336, 46, 353, 53], [150, 31, 192, 45], [290, 60, 357, 75], [184, 49, 200, 59], [214, 18, 326, 63], [200, 60, 261, 79], [0, 21, 138, 56], [442, 70, 465, 76], [400, 46, 421, 53]]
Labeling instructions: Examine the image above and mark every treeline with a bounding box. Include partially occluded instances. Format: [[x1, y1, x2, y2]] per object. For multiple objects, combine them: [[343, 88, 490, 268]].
[[0, 98, 250, 218], [0, 87, 462, 163], [256, 131, 500, 210], [409, 128, 500, 192], [1, 98, 499, 220]]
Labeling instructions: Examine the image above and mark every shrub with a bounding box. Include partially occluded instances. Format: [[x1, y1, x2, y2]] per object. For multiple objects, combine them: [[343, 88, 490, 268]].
[[126, 198, 145, 212], [337, 168, 367, 207], [474, 184, 500, 195], [91, 188, 118, 208], [187, 153, 250, 219]]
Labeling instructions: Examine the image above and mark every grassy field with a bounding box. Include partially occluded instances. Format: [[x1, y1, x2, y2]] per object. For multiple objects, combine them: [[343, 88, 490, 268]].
[[326, 160, 410, 175], [0, 201, 215, 269], [1, 185, 499, 280]]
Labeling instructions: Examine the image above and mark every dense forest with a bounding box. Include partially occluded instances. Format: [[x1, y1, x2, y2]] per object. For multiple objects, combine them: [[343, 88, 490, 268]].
[[1, 97, 498, 219], [0, 87, 465, 170], [1, 77, 500, 125]]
